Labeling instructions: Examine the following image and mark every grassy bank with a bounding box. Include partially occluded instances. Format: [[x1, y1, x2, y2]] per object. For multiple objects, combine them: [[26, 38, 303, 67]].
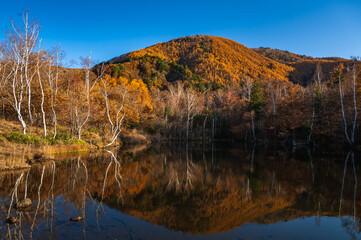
[[0, 119, 153, 171], [0, 133, 94, 171], [0, 119, 101, 170]]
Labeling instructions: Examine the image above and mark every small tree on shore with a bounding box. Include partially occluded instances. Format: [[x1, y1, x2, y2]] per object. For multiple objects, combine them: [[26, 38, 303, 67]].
[[246, 78, 266, 141]]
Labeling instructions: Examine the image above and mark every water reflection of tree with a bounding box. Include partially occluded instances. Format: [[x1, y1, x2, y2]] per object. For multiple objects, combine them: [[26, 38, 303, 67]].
[[339, 152, 359, 239], [245, 144, 255, 201], [166, 143, 200, 193], [1, 151, 129, 239], [5, 171, 25, 239], [2, 164, 48, 240], [2, 146, 361, 237], [341, 217, 359, 240], [97, 150, 124, 213]]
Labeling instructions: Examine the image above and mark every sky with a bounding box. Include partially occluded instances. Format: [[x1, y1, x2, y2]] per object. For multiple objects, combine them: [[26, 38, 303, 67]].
[[0, 0, 360, 67]]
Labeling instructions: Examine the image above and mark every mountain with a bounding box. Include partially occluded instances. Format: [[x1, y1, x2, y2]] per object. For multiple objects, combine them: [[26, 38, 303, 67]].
[[252, 47, 351, 86], [105, 35, 350, 88], [252, 47, 316, 64], [107, 35, 293, 89]]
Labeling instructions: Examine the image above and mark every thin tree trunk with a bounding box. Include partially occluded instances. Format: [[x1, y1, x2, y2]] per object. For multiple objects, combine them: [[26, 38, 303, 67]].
[[50, 92, 56, 138], [203, 114, 208, 141], [103, 89, 126, 148], [339, 152, 351, 216], [18, 111, 26, 134], [212, 118, 215, 142], [251, 112, 256, 141], [37, 40, 46, 136], [351, 63, 357, 143], [101, 80, 114, 134], [352, 152, 357, 220], [186, 114, 190, 141], [27, 86, 33, 124], [339, 75, 352, 144], [38, 66, 46, 136], [308, 105, 315, 144], [105, 98, 113, 134]]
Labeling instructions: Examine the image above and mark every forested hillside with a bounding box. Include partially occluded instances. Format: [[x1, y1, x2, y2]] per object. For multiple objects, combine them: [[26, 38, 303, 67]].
[[0, 13, 360, 150], [108, 35, 294, 88], [253, 47, 352, 85]]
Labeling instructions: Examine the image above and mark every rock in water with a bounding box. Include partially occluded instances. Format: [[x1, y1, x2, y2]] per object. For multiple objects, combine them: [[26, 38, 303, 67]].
[[5, 217, 18, 224], [69, 216, 83, 222], [15, 198, 32, 209]]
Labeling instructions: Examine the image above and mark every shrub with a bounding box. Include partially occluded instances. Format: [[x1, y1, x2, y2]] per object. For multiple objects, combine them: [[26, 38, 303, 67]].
[[5, 132, 41, 144], [3, 131, 86, 146], [71, 139, 86, 145], [56, 132, 86, 145], [42, 135, 59, 145]]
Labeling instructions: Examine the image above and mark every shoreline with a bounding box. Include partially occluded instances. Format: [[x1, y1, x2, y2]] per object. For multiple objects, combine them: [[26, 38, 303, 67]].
[[0, 143, 96, 171], [1, 130, 359, 171], [0, 135, 153, 171]]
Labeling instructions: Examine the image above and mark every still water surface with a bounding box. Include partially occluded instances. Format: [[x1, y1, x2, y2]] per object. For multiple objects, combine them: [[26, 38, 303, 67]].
[[0, 144, 360, 240]]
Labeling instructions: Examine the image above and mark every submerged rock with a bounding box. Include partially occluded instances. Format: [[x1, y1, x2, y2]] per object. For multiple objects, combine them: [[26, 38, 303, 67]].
[[69, 216, 84, 222], [5, 217, 18, 224], [26, 154, 54, 165], [15, 198, 32, 209]]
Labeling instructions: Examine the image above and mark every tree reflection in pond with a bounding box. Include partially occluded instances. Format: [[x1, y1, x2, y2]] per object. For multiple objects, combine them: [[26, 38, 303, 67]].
[[0, 144, 361, 240]]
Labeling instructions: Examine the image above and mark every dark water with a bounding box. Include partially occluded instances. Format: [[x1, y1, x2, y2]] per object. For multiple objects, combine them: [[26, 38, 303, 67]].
[[0, 143, 360, 240]]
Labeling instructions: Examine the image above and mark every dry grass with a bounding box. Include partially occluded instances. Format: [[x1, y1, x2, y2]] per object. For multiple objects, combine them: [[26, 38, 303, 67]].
[[0, 119, 46, 134], [120, 129, 151, 145], [0, 119, 100, 171], [0, 152, 30, 171], [0, 139, 96, 171], [0, 119, 152, 171]]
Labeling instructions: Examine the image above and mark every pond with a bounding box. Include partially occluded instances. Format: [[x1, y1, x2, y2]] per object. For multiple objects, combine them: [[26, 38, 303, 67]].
[[0, 143, 360, 240]]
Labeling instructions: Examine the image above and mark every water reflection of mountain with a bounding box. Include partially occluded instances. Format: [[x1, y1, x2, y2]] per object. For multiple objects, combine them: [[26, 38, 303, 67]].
[[0, 145, 359, 236]]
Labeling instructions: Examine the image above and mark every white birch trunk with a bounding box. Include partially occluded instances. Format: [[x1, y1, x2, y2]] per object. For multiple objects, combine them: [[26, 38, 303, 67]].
[[37, 40, 46, 136], [339, 74, 352, 144]]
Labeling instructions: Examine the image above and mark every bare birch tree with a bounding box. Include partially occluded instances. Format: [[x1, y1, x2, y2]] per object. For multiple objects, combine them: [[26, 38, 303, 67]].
[[21, 12, 39, 125], [0, 12, 39, 133], [73, 54, 104, 139], [307, 82, 315, 144], [103, 84, 127, 147], [184, 88, 201, 141], [46, 45, 62, 138], [313, 63, 323, 93], [100, 75, 114, 134], [168, 81, 185, 139], [36, 39, 47, 136], [350, 60, 358, 144], [337, 60, 358, 145], [268, 81, 282, 137], [243, 77, 255, 140]]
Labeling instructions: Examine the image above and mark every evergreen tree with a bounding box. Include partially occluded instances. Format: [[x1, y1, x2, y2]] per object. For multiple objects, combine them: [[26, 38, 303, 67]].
[[247, 79, 266, 119]]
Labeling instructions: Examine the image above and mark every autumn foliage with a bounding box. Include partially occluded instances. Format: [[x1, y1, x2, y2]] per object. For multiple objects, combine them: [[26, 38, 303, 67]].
[[110, 35, 294, 88], [1, 13, 361, 147]]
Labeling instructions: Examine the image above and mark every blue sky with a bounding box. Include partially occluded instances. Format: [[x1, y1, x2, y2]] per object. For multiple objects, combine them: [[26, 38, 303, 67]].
[[0, 0, 360, 66]]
